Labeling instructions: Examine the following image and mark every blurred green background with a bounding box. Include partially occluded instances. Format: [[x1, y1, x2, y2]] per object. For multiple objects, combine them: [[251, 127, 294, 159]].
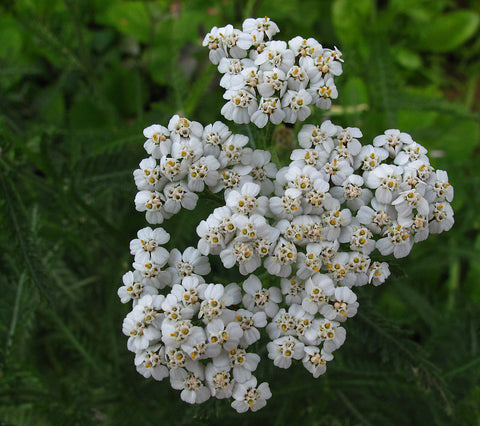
[[1, 0, 480, 424]]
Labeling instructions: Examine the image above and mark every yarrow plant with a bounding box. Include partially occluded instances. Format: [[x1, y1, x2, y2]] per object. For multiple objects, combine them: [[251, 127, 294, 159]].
[[119, 17, 455, 413]]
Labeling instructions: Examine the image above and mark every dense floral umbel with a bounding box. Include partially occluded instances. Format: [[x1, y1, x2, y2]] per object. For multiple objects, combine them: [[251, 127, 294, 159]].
[[120, 16, 455, 413]]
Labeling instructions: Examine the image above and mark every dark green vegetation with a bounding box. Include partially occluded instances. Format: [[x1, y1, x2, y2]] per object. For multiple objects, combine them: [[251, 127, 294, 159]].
[[1, 0, 479, 424]]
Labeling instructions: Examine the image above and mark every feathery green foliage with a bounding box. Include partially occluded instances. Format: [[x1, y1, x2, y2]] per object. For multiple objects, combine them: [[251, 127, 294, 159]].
[[1, 0, 479, 424]]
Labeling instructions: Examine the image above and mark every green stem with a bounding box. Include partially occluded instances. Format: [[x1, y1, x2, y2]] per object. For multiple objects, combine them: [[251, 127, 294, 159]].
[[263, 121, 274, 150]]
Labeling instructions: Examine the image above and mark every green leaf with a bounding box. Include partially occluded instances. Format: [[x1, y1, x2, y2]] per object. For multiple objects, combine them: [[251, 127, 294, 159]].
[[332, 0, 373, 50], [418, 11, 480, 52], [0, 15, 23, 60], [342, 76, 369, 107], [97, 1, 157, 43], [395, 48, 422, 70]]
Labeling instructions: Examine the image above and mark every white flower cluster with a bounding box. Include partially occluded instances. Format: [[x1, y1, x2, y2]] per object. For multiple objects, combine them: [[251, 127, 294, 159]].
[[134, 115, 278, 224], [120, 17, 455, 413], [203, 17, 343, 126]]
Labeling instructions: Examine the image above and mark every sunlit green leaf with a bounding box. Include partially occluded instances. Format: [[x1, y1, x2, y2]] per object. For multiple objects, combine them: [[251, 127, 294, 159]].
[[418, 10, 480, 52]]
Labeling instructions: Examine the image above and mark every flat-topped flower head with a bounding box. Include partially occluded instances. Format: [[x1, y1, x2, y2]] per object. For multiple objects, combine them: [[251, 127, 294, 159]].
[[121, 18, 456, 414]]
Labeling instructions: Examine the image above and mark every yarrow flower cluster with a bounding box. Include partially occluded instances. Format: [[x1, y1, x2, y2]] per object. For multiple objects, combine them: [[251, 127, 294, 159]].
[[203, 17, 343, 126], [119, 17, 455, 413]]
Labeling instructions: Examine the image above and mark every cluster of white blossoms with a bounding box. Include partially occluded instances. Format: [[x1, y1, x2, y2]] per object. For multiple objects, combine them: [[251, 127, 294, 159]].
[[120, 17, 454, 413], [203, 17, 344, 126]]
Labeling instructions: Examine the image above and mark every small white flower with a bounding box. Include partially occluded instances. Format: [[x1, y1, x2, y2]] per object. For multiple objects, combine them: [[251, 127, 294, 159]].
[[255, 40, 295, 73], [161, 319, 196, 348], [305, 318, 346, 353], [426, 170, 454, 203], [302, 346, 333, 378], [163, 181, 199, 214], [368, 261, 390, 286], [281, 276, 305, 305], [355, 145, 389, 172], [251, 97, 285, 128], [365, 164, 403, 204], [392, 188, 429, 227], [321, 157, 354, 186], [206, 318, 243, 351], [161, 293, 194, 321], [243, 16, 280, 41], [298, 120, 337, 151], [330, 286, 359, 322], [373, 129, 413, 157], [218, 57, 255, 90], [205, 363, 235, 399], [158, 156, 187, 182], [288, 36, 322, 68], [168, 247, 211, 285], [214, 346, 260, 383], [286, 65, 310, 90], [211, 165, 253, 193], [326, 252, 356, 287], [309, 49, 343, 80], [202, 121, 232, 157], [267, 335, 305, 368], [218, 24, 252, 57], [171, 137, 203, 163], [118, 270, 159, 304], [282, 89, 313, 123], [269, 187, 303, 219], [171, 276, 204, 311], [170, 365, 211, 405], [168, 115, 203, 144], [130, 226, 170, 265], [203, 26, 227, 65], [231, 376, 272, 413], [132, 259, 171, 289], [143, 124, 171, 158], [187, 155, 221, 192], [429, 201, 454, 233], [376, 223, 414, 258], [199, 283, 242, 322], [321, 203, 352, 241], [257, 68, 287, 97], [226, 182, 268, 216], [309, 77, 338, 109], [248, 150, 277, 195], [135, 344, 169, 381], [133, 157, 165, 191], [222, 88, 258, 124], [134, 190, 172, 224], [234, 309, 267, 346], [301, 273, 335, 315], [357, 198, 394, 234], [219, 133, 250, 166], [394, 141, 429, 165], [242, 274, 282, 318], [123, 295, 164, 352], [264, 237, 298, 277]]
